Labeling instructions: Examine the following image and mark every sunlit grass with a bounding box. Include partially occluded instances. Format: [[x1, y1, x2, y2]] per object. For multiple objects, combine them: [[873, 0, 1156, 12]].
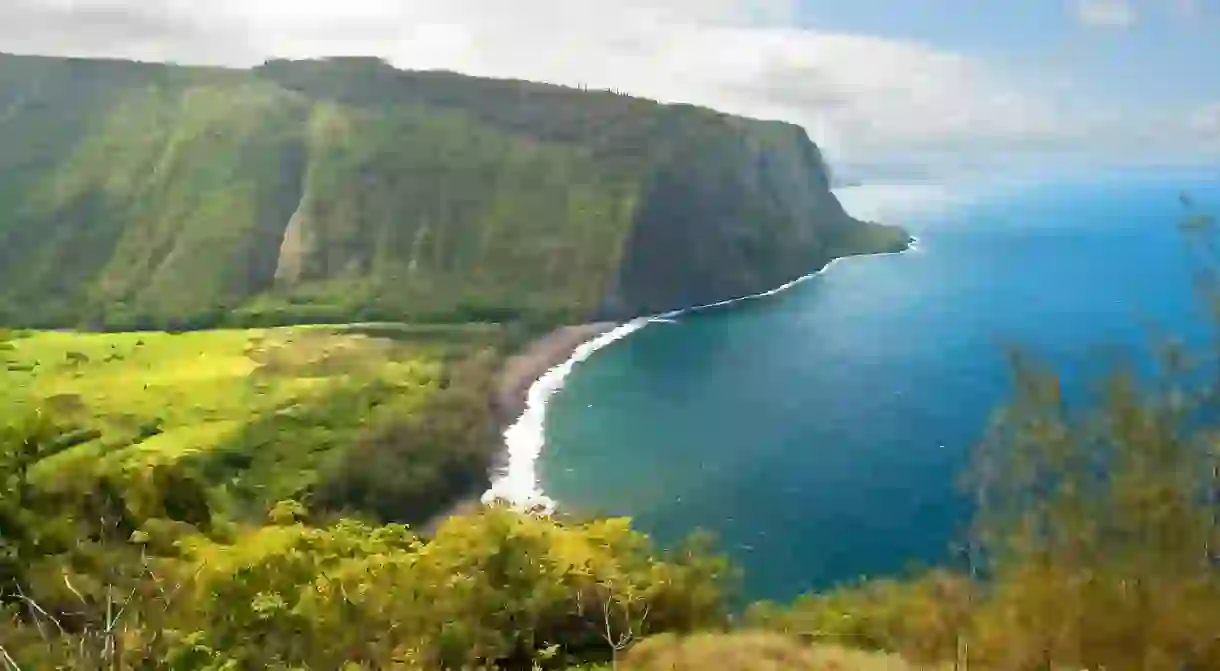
[[9, 326, 453, 503]]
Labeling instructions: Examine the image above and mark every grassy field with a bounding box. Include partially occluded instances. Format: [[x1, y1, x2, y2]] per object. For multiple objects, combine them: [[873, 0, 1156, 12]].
[[2, 325, 501, 517]]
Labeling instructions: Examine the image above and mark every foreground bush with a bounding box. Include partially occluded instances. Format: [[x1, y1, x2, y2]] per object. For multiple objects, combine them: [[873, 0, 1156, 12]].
[[0, 503, 730, 670]]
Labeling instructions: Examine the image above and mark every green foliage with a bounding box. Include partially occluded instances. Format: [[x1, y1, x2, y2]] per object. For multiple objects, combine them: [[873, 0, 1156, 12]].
[[20, 299, 1220, 669], [9, 210, 1220, 670], [746, 570, 972, 665], [0, 53, 903, 332], [959, 351, 1220, 670], [1, 497, 731, 670], [312, 348, 502, 525], [181, 509, 724, 669], [745, 348, 1220, 670], [2, 326, 505, 523], [1, 403, 66, 512], [3, 335, 736, 669], [744, 210, 1220, 670]]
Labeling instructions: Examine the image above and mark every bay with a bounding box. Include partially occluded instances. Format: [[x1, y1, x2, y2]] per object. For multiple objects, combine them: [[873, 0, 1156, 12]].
[[540, 168, 1220, 603]]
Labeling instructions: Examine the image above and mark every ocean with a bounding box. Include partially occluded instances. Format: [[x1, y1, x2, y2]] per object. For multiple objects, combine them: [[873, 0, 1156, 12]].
[[500, 167, 1220, 603]]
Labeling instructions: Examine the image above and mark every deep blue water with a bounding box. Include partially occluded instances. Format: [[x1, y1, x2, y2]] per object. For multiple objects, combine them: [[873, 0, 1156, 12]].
[[539, 169, 1220, 603]]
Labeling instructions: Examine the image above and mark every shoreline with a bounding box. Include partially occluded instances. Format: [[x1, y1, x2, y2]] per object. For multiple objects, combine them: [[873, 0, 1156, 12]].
[[418, 322, 619, 534], [480, 320, 642, 513], [492, 323, 619, 427], [484, 234, 919, 510], [421, 233, 922, 530]]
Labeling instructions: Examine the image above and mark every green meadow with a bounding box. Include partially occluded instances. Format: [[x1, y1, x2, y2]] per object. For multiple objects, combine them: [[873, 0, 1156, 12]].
[[0, 324, 504, 522]]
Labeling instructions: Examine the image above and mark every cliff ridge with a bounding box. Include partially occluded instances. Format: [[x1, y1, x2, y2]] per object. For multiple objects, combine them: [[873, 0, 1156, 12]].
[[0, 54, 907, 330]]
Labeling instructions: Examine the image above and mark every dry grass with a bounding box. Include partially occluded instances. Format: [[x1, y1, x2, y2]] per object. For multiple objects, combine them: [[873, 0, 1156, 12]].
[[619, 632, 939, 670]]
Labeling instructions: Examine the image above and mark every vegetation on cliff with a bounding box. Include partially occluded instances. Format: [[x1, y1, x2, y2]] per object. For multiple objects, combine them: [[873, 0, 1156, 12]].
[[0, 53, 905, 332]]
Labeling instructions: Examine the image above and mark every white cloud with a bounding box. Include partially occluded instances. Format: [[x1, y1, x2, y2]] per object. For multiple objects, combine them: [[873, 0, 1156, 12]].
[[1189, 103, 1220, 149], [221, 0, 1076, 163], [0, 0, 1212, 171], [1073, 0, 1138, 28]]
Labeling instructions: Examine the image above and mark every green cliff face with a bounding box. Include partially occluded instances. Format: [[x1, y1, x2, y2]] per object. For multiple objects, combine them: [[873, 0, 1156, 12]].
[[0, 54, 906, 330]]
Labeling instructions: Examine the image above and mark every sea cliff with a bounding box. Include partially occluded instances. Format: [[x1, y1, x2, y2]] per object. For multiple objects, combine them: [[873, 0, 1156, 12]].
[[0, 53, 905, 331]]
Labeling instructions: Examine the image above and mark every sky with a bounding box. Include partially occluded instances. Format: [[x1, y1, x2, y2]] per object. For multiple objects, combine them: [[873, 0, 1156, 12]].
[[1, 0, 1218, 175]]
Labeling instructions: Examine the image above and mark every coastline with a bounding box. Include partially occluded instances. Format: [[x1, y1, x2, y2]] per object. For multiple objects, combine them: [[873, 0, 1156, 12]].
[[475, 232, 919, 516], [439, 184, 945, 526], [418, 322, 619, 534], [480, 319, 646, 514], [492, 323, 619, 426], [493, 233, 917, 509], [422, 234, 921, 531]]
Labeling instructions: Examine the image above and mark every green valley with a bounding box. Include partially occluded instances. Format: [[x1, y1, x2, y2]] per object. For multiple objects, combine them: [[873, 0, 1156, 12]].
[[0, 324, 505, 525], [0, 53, 905, 331], [5, 49, 1217, 671]]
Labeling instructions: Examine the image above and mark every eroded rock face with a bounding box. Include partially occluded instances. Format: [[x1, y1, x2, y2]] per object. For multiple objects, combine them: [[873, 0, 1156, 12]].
[[604, 123, 902, 319]]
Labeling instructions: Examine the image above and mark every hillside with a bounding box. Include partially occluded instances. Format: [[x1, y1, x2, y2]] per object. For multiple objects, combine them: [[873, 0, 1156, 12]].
[[0, 53, 906, 331]]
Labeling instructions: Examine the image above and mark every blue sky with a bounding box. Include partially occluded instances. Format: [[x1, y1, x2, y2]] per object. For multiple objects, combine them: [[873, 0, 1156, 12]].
[[3, 0, 1218, 172], [799, 0, 1218, 109]]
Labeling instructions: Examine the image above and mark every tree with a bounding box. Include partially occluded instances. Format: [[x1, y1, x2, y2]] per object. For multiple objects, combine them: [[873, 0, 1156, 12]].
[[0, 405, 60, 509], [747, 204, 1220, 670], [581, 577, 651, 670], [958, 205, 1220, 670]]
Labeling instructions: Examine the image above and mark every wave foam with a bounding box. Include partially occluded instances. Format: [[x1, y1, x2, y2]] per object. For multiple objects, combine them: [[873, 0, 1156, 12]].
[[481, 319, 648, 514], [482, 184, 932, 514]]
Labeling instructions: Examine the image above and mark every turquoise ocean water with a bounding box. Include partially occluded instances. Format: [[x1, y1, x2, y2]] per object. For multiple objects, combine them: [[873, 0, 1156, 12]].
[[536, 169, 1220, 603]]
